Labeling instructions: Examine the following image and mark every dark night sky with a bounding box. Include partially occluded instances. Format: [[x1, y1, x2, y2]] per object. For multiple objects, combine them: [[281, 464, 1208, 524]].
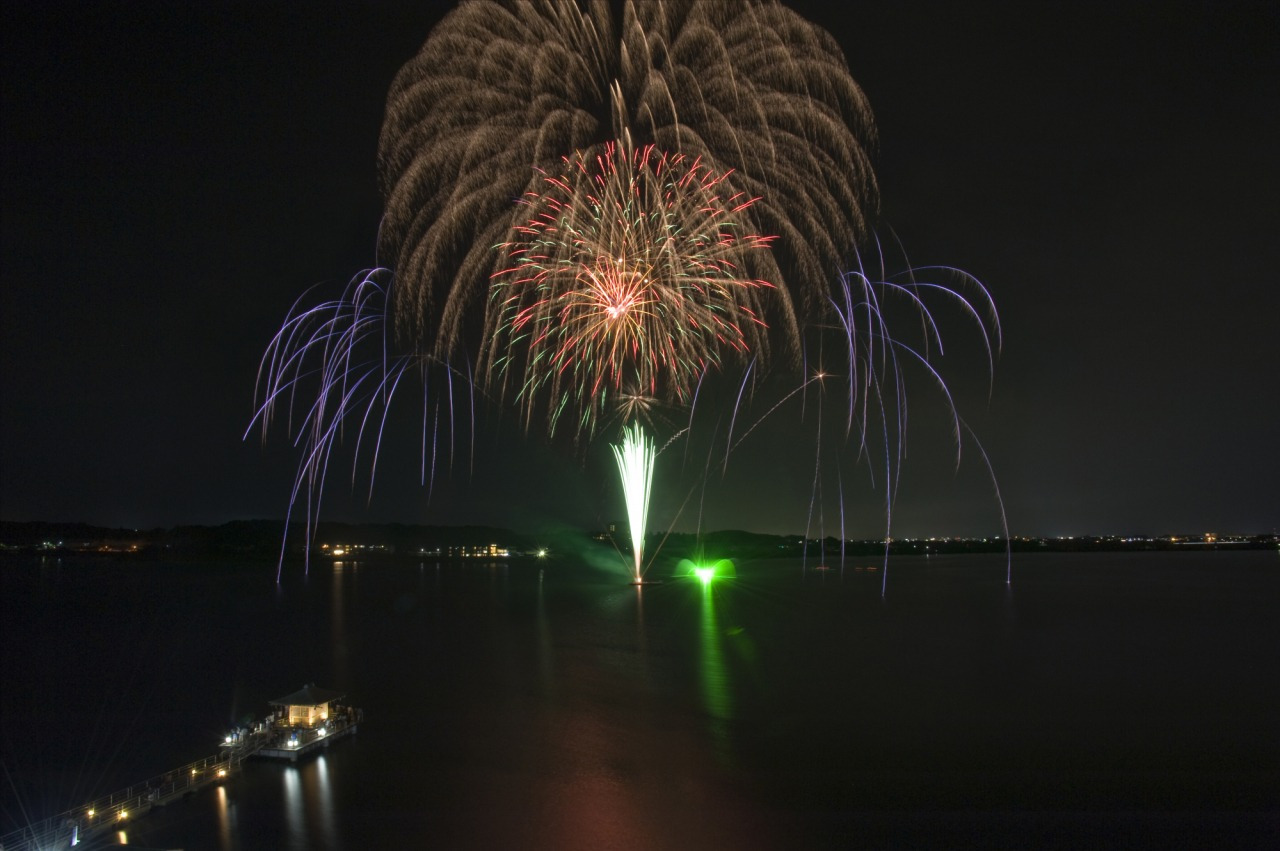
[[2, 1, 1276, 539]]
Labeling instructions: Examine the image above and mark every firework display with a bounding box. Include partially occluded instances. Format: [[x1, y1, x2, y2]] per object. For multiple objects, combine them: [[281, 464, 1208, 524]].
[[378, 0, 877, 360], [252, 0, 1003, 581], [485, 139, 775, 437]]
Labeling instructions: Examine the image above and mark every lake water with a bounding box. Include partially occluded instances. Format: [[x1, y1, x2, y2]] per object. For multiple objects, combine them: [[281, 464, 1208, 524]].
[[2, 550, 1277, 849]]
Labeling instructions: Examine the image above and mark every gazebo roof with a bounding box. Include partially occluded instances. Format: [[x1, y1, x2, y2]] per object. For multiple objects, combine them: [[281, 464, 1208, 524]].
[[269, 683, 345, 707]]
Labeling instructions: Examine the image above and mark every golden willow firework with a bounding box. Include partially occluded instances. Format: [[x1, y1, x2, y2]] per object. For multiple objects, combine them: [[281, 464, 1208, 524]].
[[485, 140, 775, 437], [378, 0, 877, 363]]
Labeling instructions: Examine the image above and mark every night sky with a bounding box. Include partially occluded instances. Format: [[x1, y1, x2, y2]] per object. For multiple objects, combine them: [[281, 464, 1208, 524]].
[[2, 1, 1276, 539]]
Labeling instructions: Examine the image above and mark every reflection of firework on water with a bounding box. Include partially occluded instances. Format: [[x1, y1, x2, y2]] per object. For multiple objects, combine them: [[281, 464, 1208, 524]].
[[378, 0, 876, 359], [486, 139, 776, 438]]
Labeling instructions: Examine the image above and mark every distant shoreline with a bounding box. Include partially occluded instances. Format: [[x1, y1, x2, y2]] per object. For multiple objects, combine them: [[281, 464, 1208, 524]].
[[1, 519, 1275, 560]]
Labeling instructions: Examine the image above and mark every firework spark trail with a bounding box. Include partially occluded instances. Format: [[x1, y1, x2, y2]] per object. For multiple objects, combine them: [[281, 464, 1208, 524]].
[[486, 139, 777, 438], [420, 369, 429, 487], [722, 357, 757, 473], [962, 418, 1013, 584], [428, 405, 439, 501], [640, 252, 1000, 581], [682, 367, 709, 472], [828, 258, 1000, 451], [662, 249, 1000, 591], [803, 383, 825, 573], [365, 361, 413, 501], [284, 363, 382, 572], [724, 369, 823, 463], [467, 360, 477, 478], [872, 367, 894, 596], [611, 423, 656, 582], [837, 465, 847, 574], [247, 271, 474, 577], [350, 357, 412, 485]]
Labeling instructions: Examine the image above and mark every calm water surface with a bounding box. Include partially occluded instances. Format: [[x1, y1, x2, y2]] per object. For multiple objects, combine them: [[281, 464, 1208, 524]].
[[3, 550, 1277, 848]]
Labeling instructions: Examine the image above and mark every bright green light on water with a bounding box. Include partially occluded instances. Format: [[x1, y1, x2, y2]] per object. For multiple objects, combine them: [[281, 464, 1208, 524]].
[[679, 558, 735, 583]]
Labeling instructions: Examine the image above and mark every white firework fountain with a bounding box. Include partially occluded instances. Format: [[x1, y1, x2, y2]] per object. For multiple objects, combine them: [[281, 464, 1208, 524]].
[[611, 422, 657, 584]]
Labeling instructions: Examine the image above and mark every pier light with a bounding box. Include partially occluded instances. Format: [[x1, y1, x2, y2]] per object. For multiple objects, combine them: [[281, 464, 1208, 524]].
[[318, 726, 327, 737], [217, 768, 227, 777], [192, 768, 198, 776], [87, 808, 95, 818], [118, 810, 127, 820], [225, 734, 233, 744]]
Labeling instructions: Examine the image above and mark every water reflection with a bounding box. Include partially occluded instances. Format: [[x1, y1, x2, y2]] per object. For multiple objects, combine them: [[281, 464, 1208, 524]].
[[331, 563, 348, 684], [536, 575, 556, 699], [311, 756, 338, 848], [282, 764, 303, 844], [281, 757, 338, 850], [215, 784, 233, 851], [698, 580, 734, 763], [633, 584, 648, 658]]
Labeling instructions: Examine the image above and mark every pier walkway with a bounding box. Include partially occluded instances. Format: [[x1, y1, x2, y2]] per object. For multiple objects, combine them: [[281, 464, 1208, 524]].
[[0, 689, 359, 851], [0, 711, 358, 844], [0, 735, 263, 851]]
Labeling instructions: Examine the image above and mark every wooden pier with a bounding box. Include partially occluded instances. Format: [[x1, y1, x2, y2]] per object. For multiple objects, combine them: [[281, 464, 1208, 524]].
[[0, 685, 360, 851]]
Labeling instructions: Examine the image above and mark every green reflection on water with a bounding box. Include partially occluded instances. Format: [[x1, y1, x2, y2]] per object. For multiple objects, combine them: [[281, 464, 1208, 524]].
[[698, 572, 734, 762]]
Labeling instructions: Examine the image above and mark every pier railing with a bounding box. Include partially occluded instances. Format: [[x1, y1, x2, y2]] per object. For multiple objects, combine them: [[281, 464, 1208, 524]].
[[0, 735, 264, 851], [1, 705, 361, 851]]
